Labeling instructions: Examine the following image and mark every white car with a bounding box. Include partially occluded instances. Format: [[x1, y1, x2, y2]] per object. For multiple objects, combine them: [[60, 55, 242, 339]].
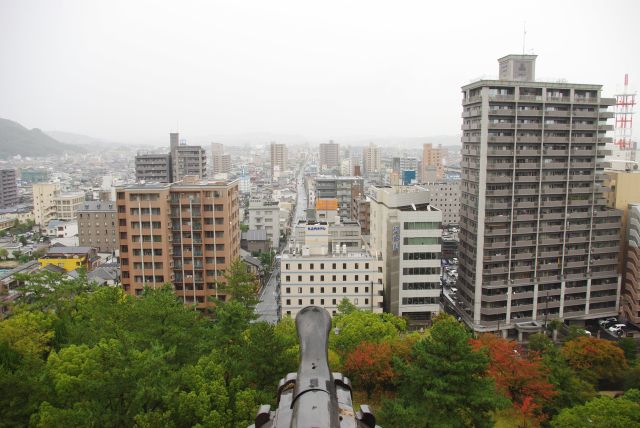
[[613, 324, 626, 330], [608, 326, 623, 334]]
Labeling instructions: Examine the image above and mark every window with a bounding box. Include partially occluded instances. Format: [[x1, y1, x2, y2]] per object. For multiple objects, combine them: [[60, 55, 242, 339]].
[[286, 299, 291, 305], [310, 263, 314, 269], [286, 275, 291, 282], [320, 263, 324, 269], [310, 275, 314, 281], [403, 237, 441, 245], [403, 252, 442, 260], [365, 287, 369, 292], [298, 299, 303, 305], [403, 267, 441, 275], [343, 275, 347, 281], [355, 275, 359, 281], [355, 263, 359, 269], [298, 287, 302, 293], [365, 298, 369, 304], [343, 287, 347, 293], [332, 275, 337, 281], [365, 263, 369, 269], [286, 264, 290, 269], [298, 275, 302, 281], [404, 221, 440, 230], [310, 299, 315, 305], [342, 263, 347, 269], [310, 287, 315, 293], [365, 275, 369, 281], [332, 263, 337, 269], [402, 297, 438, 305], [321, 287, 325, 293], [402, 282, 440, 290], [320, 275, 325, 281], [332, 299, 337, 305], [321, 299, 325, 305], [298, 263, 302, 269], [355, 287, 359, 293], [332, 287, 336, 293]]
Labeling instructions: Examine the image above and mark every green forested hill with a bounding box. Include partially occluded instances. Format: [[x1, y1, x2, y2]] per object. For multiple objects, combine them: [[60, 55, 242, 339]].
[[0, 118, 82, 158]]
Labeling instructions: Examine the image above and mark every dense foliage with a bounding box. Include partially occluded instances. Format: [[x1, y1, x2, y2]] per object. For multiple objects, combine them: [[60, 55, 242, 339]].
[[2, 271, 640, 427]]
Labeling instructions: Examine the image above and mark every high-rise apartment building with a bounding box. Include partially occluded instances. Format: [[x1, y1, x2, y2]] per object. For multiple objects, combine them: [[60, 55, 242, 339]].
[[0, 169, 18, 208], [270, 143, 287, 180], [624, 203, 640, 326], [210, 143, 231, 175], [135, 154, 172, 182], [603, 171, 640, 273], [77, 201, 117, 253], [362, 143, 381, 174], [369, 185, 443, 328], [422, 144, 444, 181], [319, 141, 341, 171], [135, 133, 207, 183], [116, 178, 240, 310], [33, 182, 61, 227], [458, 54, 622, 334]]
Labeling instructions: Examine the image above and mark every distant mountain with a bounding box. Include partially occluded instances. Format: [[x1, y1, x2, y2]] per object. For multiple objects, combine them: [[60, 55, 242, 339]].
[[0, 118, 83, 158], [46, 130, 109, 146]]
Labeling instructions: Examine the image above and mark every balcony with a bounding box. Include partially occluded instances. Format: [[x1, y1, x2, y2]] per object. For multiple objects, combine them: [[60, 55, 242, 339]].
[[516, 163, 540, 170], [463, 96, 482, 105], [487, 163, 514, 170], [489, 109, 515, 116], [488, 149, 514, 156], [489, 94, 515, 102], [488, 136, 515, 143]]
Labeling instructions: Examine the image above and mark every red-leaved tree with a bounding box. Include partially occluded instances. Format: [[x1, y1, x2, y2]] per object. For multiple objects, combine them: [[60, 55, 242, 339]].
[[471, 334, 557, 425], [343, 341, 395, 398]]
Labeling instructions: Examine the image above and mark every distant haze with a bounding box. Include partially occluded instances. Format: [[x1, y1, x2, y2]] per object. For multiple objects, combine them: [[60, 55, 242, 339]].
[[1, 0, 638, 144]]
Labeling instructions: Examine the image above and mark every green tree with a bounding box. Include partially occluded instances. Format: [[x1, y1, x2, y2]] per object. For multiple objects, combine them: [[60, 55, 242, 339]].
[[0, 248, 8, 259], [216, 258, 259, 308], [618, 337, 638, 363], [379, 314, 504, 428], [331, 309, 406, 356], [0, 309, 55, 359], [551, 394, 640, 428], [561, 336, 628, 387]]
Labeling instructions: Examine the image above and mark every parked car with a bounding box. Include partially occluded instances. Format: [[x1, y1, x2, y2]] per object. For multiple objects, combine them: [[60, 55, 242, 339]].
[[608, 326, 623, 335], [613, 324, 627, 330]]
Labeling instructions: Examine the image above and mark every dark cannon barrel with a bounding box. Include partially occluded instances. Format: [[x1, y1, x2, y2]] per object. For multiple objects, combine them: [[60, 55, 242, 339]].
[[250, 306, 378, 428]]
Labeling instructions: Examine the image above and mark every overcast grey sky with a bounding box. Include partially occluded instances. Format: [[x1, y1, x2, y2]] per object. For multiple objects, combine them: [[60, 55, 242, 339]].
[[1, 0, 638, 144]]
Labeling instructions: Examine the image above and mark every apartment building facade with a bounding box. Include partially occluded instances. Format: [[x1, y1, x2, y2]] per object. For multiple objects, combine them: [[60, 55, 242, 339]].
[[422, 180, 461, 225], [458, 54, 622, 334], [248, 197, 280, 249], [134, 133, 207, 183], [314, 176, 364, 221], [422, 144, 445, 181], [116, 178, 240, 310], [270, 143, 287, 180], [369, 185, 442, 328], [135, 154, 172, 182], [77, 201, 117, 253], [54, 192, 85, 221], [362, 143, 381, 174], [319, 141, 341, 171], [33, 182, 61, 227], [0, 169, 18, 209], [625, 203, 640, 326]]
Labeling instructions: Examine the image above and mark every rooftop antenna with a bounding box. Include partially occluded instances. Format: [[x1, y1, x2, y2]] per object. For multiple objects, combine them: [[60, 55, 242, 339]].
[[522, 22, 526, 55]]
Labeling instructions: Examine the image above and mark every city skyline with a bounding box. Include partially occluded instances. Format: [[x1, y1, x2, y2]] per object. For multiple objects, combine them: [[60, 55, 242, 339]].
[[1, 0, 638, 144]]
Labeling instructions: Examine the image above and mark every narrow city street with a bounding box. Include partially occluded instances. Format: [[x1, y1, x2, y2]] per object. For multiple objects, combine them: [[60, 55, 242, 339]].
[[255, 164, 307, 323]]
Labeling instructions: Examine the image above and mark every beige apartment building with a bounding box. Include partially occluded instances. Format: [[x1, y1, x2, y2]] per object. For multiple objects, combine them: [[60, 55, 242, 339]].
[[458, 54, 622, 335], [33, 182, 61, 227], [270, 143, 288, 180], [116, 178, 240, 311], [422, 144, 445, 181], [0, 168, 18, 209], [54, 192, 85, 220], [77, 201, 117, 253], [362, 143, 381, 174]]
